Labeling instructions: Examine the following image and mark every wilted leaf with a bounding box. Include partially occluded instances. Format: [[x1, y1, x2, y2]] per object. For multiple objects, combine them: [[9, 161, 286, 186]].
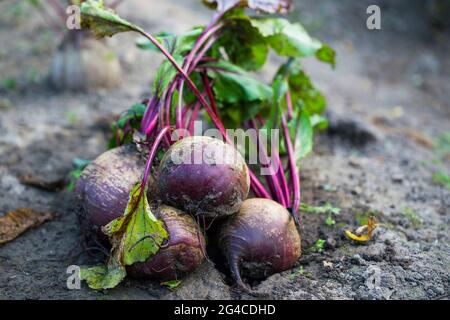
[[345, 216, 377, 242], [80, 226, 126, 290], [0, 208, 54, 244], [80, 257, 126, 290], [402, 128, 434, 149], [203, 0, 293, 13], [19, 174, 65, 191], [81, 0, 142, 38]]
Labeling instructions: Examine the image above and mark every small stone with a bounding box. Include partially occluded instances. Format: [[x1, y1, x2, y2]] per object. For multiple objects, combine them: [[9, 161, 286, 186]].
[[362, 243, 386, 262], [348, 157, 361, 168], [350, 254, 366, 265], [391, 174, 404, 183], [326, 237, 337, 248], [351, 186, 362, 195]]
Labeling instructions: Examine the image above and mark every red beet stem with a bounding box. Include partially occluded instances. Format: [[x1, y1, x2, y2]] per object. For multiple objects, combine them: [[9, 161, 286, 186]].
[[137, 20, 271, 200], [176, 81, 184, 131], [141, 126, 170, 193], [286, 90, 294, 120], [249, 119, 285, 203], [276, 151, 291, 206], [202, 72, 219, 116], [281, 114, 301, 224], [188, 102, 202, 135]]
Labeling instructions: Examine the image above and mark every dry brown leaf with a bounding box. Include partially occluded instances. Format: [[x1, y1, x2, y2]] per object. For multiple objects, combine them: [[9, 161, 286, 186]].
[[19, 174, 65, 191], [0, 208, 55, 244], [370, 118, 434, 150], [402, 128, 434, 149]]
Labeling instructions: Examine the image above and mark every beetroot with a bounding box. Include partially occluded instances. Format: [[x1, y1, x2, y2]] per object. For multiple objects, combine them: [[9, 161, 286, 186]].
[[217, 198, 301, 290], [75, 144, 203, 281], [74, 144, 157, 241], [127, 205, 205, 280], [157, 136, 250, 219]]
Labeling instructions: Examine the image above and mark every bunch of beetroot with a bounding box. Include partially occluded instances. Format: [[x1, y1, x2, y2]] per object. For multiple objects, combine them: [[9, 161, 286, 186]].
[[74, 0, 334, 291]]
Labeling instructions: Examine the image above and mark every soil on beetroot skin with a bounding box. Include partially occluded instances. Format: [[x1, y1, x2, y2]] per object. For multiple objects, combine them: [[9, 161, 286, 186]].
[[0, 0, 449, 300]]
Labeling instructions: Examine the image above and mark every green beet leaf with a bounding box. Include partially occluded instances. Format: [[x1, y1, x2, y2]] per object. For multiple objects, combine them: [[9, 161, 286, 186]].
[[316, 44, 336, 68], [103, 184, 169, 266], [80, 0, 143, 38], [294, 108, 313, 162], [310, 114, 329, 130], [153, 54, 184, 96], [136, 32, 177, 52], [287, 62, 326, 115], [136, 27, 203, 56], [80, 184, 168, 290], [206, 60, 272, 104], [263, 74, 288, 131], [250, 18, 321, 58], [116, 103, 146, 128], [217, 17, 269, 71], [80, 258, 126, 290]]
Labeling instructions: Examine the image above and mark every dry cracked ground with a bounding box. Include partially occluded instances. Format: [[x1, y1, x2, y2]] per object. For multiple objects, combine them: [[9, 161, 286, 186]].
[[0, 0, 449, 300]]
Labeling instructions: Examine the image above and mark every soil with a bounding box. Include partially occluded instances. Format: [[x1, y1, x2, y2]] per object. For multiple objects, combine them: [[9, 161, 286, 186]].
[[0, 0, 449, 300]]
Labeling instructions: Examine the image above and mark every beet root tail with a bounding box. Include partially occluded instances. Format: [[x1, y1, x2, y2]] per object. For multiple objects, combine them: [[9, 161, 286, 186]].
[[229, 255, 251, 293]]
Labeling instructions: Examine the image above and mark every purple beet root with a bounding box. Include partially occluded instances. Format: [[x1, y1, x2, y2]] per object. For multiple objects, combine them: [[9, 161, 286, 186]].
[[127, 205, 205, 280], [157, 136, 250, 219], [74, 144, 157, 242], [217, 198, 301, 291]]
